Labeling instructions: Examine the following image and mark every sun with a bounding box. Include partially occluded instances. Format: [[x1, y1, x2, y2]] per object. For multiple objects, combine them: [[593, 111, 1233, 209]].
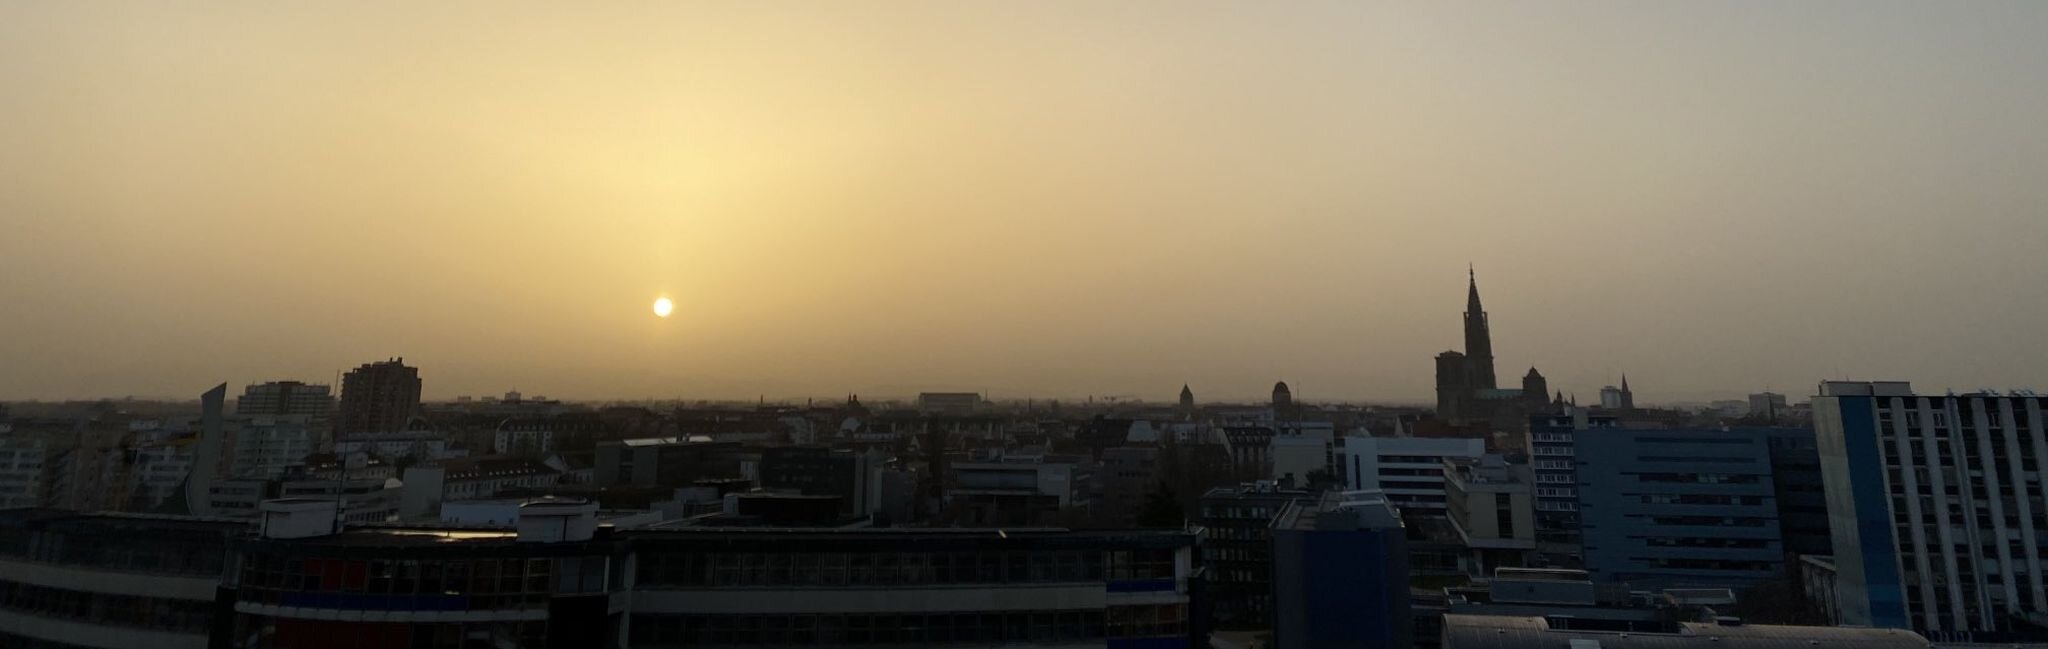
[[652, 297, 674, 318]]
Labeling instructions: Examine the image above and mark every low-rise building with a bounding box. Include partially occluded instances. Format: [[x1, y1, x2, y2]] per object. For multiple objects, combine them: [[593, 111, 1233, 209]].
[[594, 437, 748, 488], [629, 526, 1201, 647], [949, 456, 1080, 526]]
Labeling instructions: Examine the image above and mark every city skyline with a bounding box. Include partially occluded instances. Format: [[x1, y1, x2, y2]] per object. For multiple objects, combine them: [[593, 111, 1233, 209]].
[[6, 2, 2048, 402]]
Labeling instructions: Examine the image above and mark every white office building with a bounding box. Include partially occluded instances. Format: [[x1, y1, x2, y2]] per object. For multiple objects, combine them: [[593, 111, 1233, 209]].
[[1813, 381, 2048, 636], [1333, 436, 1485, 513]]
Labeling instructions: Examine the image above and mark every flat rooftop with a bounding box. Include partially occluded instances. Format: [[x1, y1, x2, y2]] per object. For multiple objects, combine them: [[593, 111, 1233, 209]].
[[1441, 614, 1930, 649]]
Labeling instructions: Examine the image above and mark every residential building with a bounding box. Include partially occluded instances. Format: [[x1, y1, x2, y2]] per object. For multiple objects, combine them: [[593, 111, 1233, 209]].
[[1440, 614, 1930, 649], [1812, 381, 2048, 637], [127, 431, 196, 510], [1575, 427, 1786, 589], [1444, 454, 1536, 576], [332, 430, 451, 462], [494, 422, 555, 455], [0, 509, 246, 649], [1198, 482, 1310, 629], [228, 417, 320, 479], [0, 431, 60, 509], [436, 455, 568, 500], [335, 358, 421, 435], [1270, 490, 1411, 649], [236, 381, 334, 418], [1332, 435, 1484, 515]]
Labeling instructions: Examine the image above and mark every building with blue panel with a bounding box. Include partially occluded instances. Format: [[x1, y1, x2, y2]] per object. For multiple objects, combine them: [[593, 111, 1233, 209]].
[[1270, 490, 1410, 649], [1575, 427, 1785, 589], [1813, 381, 2048, 639]]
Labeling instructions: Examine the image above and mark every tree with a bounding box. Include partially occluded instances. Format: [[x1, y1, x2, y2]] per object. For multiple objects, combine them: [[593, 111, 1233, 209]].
[[1137, 481, 1185, 528]]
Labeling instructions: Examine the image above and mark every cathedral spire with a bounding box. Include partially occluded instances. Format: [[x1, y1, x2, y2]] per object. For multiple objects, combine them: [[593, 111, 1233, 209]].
[[1462, 266, 1496, 390], [1467, 264, 1483, 315]]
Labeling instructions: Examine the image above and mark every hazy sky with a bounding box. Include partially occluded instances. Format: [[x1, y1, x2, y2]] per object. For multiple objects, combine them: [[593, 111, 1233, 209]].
[[4, 2, 2046, 404]]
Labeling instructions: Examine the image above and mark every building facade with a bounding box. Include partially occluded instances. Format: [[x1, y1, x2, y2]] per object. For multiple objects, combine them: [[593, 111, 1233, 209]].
[[759, 446, 885, 517], [1196, 482, 1309, 630], [1444, 454, 1536, 576], [1812, 381, 2048, 638], [229, 418, 320, 479], [1765, 427, 1834, 559], [0, 509, 244, 649], [1527, 410, 1617, 567], [237, 381, 334, 418], [1270, 490, 1410, 649], [1333, 435, 1484, 515], [630, 527, 1202, 648], [1574, 427, 1786, 589]]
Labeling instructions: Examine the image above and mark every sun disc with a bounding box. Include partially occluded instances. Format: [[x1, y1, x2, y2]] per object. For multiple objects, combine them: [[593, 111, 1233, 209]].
[[652, 297, 674, 318]]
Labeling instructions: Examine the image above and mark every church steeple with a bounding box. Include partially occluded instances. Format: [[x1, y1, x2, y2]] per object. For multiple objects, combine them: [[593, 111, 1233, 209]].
[[1463, 266, 1497, 390]]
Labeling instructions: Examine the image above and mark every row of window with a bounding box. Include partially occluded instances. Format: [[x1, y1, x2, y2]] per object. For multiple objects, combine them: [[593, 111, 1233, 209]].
[[1630, 472, 1761, 484], [232, 616, 550, 649], [636, 549, 1175, 588], [236, 554, 612, 598], [1639, 515, 1772, 527], [1637, 494, 1767, 506], [629, 605, 1184, 646], [0, 529, 227, 577], [0, 579, 213, 634], [1637, 536, 1774, 549], [1639, 557, 1776, 572], [0, 630, 95, 649]]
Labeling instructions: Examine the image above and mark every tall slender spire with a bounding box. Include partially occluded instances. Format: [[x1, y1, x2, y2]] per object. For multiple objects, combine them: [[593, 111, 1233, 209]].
[[1462, 266, 1496, 389], [1467, 264, 1482, 314]]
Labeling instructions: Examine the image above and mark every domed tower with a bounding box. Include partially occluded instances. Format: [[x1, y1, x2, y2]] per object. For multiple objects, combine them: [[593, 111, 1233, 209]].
[[1271, 381, 1292, 409], [1179, 384, 1195, 411]]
